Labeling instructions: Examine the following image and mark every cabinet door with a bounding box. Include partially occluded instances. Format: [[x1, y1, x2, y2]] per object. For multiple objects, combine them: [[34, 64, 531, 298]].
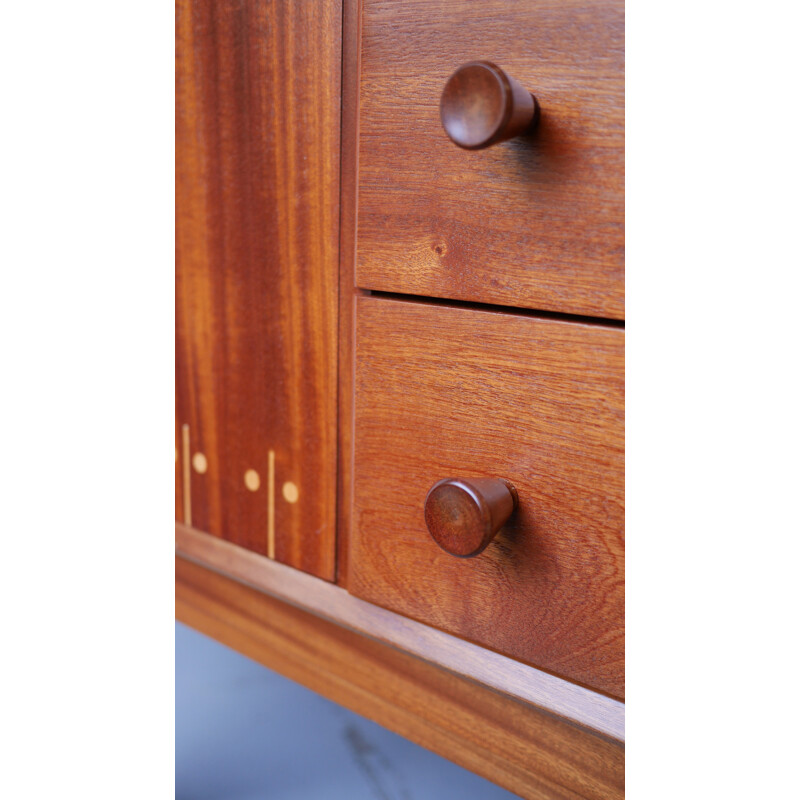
[[176, 0, 341, 579], [356, 0, 624, 319]]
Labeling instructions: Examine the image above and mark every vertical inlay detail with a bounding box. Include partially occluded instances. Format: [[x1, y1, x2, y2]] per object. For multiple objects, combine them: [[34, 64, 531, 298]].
[[181, 424, 192, 526], [268, 450, 276, 559]]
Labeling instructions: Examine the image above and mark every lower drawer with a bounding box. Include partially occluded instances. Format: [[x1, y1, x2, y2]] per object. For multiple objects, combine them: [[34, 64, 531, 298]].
[[350, 296, 624, 699]]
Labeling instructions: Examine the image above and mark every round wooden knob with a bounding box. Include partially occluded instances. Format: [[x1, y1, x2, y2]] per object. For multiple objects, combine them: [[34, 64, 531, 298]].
[[439, 61, 539, 150], [424, 478, 519, 558]]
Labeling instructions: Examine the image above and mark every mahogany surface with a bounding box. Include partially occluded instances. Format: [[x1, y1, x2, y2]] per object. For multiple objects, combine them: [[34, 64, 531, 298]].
[[356, 0, 624, 319], [175, 0, 626, 791], [175, 0, 342, 578], [350, 296, 625, 699]]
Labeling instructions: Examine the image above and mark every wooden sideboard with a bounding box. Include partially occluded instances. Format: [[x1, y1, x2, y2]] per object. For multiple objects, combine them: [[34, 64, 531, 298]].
[[176, 1, 624, 797]]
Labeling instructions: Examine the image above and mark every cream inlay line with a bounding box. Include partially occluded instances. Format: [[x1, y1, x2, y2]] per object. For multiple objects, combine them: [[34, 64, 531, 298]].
[[181, 424, 191, 527], [267, 449, 276, 559]]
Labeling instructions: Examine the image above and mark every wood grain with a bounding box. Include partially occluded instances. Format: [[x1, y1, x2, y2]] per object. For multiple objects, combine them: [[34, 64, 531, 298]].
[[177, 522, 624, 741], [177, 552, 625, 799], [351, 296, 624, 698], [356, 0, 624, 319], [175, 0, 342, 578]]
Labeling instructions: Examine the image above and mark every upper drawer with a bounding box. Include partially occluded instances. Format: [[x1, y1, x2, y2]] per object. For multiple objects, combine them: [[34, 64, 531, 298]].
[[350, 296, 624, 699], [356, 0, 624, 319]]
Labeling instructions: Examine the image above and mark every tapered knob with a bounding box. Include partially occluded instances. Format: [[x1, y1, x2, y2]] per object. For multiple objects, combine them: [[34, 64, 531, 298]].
[[439, 61, 539, 150], [424, 477, 519, 558]]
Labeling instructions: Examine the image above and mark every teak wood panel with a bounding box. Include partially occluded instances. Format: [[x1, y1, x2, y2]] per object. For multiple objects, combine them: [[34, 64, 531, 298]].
[[351, 297, 624, 698], [175, 0, 341, 578], [177, 554, 625, 800], [356, 0, 624, 319]]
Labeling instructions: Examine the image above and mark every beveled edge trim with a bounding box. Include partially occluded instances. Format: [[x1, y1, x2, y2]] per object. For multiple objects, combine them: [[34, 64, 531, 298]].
[[176, 523, 624, 742], [335, 0, 363, 588]]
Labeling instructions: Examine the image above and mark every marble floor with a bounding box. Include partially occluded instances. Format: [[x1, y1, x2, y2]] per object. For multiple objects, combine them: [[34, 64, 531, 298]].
[[176, 622, 520, 800]]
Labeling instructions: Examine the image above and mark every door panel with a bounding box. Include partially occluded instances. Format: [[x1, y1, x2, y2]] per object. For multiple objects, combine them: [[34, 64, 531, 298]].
[[175, 0, 341, 579]]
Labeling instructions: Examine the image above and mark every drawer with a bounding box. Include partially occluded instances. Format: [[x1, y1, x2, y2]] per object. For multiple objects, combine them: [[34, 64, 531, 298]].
[[351, 296, 624, 698], [356, 0, 624, 319]]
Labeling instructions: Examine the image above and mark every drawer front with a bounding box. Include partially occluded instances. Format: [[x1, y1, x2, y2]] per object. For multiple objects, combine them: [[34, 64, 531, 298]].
[[356, 0, 624, 319], [351, 297, 624, 698]]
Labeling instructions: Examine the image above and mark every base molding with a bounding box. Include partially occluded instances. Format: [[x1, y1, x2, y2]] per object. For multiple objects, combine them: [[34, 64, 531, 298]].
[[176, 541, 624, 799]]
